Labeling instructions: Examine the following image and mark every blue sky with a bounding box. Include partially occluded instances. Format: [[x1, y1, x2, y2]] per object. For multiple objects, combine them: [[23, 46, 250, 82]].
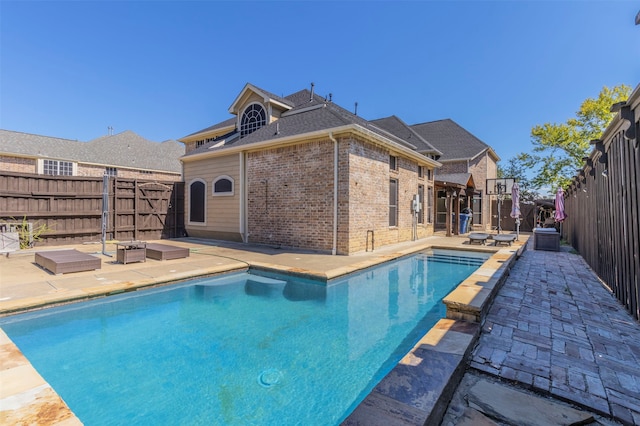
[[1, 1, 638, 164]]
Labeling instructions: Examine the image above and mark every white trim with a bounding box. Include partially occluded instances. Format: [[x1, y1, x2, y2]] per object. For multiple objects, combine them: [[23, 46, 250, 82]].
[[239, 153, 247, 243], [212, 175, 234, 197], [187, 178, 207, 226]]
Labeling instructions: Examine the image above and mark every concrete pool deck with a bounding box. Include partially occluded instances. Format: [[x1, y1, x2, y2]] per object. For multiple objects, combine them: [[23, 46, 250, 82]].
[[4, 233, 635, 425]]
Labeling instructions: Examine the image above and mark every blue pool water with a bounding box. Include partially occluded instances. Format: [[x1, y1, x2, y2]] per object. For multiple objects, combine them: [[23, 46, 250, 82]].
[[1, 249, 488, 425]]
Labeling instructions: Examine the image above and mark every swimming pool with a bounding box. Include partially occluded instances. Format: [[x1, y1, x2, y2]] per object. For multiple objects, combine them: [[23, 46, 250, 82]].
[[1, 249, 489, 425]]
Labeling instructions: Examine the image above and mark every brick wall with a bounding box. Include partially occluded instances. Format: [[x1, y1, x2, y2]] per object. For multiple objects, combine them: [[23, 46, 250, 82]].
[[0, 156, 35, 173], [247, 139, 336, 251], [342, 137, 433, 254], [245, 136, 434, 254]]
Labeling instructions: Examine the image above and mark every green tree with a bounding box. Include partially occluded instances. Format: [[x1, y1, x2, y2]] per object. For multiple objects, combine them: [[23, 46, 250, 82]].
[[519, 84, 631, 191]]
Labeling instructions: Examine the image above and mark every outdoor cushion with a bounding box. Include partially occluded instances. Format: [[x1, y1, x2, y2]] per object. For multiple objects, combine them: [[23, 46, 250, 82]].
[[35, 249, 101, 274]]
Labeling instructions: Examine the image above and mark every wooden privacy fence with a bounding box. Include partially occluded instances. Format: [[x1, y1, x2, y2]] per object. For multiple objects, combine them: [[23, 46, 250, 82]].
[[0, 171, 185, 246], [562, 85, 640, 321]]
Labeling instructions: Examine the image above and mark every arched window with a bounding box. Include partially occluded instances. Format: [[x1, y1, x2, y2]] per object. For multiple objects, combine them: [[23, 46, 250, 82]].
[[189, 179, 206, 223], [213, 175, 234, 196], [240, 103, 266, 137]]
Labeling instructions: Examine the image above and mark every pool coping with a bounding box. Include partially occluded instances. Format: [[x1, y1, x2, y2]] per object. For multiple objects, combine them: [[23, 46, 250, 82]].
[[0, 237, 527, 425], [341, 243, 526, 425]]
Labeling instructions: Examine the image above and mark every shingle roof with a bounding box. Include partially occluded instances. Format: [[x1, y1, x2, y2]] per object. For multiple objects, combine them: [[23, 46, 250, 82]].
[[184, 117, 236, 138], [0, 129, 184, 173], [411, 119, 491, 161], [183, 88, 426, 158], [435, 172, 475, 189], [370, 116, 442, 156]]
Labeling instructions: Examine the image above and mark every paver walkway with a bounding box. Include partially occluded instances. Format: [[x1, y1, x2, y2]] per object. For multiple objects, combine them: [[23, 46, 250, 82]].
[[469, 241, 640, 425]]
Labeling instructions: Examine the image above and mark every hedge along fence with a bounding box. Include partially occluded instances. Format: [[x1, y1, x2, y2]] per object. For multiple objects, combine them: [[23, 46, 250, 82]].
[[562, 84, 640, 321], [0, 171, 185, 247]]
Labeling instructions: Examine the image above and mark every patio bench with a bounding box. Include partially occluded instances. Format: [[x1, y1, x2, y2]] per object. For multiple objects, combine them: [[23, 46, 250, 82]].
[[492, 234, 517, 246], [145, 243, 190, 261], [468, 233, 490, 245], [35, 249, 101, 274]]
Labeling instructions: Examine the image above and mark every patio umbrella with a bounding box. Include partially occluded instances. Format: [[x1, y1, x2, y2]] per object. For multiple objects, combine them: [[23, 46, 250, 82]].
[[554, 187, 567, 222], [510, 182, 521, 240]]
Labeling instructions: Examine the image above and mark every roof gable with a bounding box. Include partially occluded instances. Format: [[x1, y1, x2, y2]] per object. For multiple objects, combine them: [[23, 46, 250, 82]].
[[411, 119, 494, 161], [370, 116, 442, 156], [228, 83, 294, 115]]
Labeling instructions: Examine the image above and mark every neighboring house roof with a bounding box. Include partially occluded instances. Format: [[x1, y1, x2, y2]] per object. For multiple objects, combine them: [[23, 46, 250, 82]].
[[369, 115, 442, 156], [411, 119, 499, 162], [0, 129, 184, 173]]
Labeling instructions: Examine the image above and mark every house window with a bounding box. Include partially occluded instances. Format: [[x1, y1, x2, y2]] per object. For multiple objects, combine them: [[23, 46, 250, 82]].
[[213, 175, 234, 196], [105, 167, 118, 177], [472, 191, 482, 226], [426, 168, 432, 180], [240, 103, 266, 137], [43, 159, 73, 176], [389, 179, 398, 227], [389, 155, 398, 171], [418, 166, 424, 178], [417, 185, 425, 224], [427, 186, 434, 223], [189, 180, 206, 223]]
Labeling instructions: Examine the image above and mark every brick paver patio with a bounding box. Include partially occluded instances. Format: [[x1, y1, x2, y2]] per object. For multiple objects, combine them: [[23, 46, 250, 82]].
[[470, 242, 640, 425]]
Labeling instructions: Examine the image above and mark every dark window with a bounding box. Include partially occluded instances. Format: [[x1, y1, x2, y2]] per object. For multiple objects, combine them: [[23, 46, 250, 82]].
[[389, 179, 398, 227], [418, 185, 425, 224], [241, 104, 266, 136], [214, 178, 233, 194], [105, 167, 117, 177], [427, 186, 433, 224], [389, 155, 398, 171], [189, 181, 205, 223], [472, 191, 482, 226]]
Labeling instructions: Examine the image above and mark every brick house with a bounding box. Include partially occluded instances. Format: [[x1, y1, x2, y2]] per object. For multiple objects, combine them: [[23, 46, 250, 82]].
[[0, 129, 184, 181], [411, 119, 500, 232], [180, 83, 442, 255]]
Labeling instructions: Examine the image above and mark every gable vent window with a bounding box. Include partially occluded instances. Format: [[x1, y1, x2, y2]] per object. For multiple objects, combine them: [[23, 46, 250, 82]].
[[240, 104, 266, 137]]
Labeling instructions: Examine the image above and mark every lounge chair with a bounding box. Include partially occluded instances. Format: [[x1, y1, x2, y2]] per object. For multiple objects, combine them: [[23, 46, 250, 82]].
[[492, 234, 516, 246], [35, 249, 101, 274], [145, 243, 190, 261], [468, 233, 489, 245]]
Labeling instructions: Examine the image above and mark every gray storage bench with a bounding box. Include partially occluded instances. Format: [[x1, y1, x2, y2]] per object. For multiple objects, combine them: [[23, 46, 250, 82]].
[[533, 228, 560, 251]]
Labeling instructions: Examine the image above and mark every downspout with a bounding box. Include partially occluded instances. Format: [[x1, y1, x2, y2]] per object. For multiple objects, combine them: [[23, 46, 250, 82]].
[[329, 132, 338, 255], [240, 151, 248, 243]]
